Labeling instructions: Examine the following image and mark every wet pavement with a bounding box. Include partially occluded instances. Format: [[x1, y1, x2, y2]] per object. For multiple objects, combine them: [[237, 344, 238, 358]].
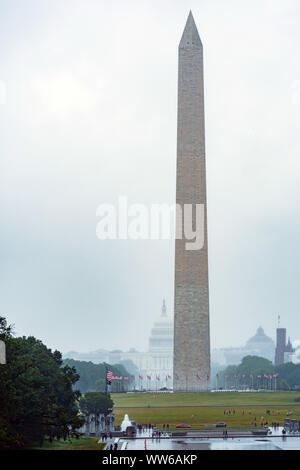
[[116, 427, 300, 451]]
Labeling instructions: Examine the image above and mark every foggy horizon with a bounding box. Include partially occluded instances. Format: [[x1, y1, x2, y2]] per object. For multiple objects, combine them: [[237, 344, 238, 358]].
[[1, 0, 300, 355]]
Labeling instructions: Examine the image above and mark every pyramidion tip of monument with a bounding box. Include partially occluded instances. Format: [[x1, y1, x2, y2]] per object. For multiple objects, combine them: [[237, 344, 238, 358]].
[[179, 10, 202, 48], [188, 10, 194, 22]]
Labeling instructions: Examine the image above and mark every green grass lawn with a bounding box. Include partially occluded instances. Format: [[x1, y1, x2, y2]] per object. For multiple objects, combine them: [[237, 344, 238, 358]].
[[113, 391, 300, 407], [31, 436, 104, 450], [112, 391, 300, 428]]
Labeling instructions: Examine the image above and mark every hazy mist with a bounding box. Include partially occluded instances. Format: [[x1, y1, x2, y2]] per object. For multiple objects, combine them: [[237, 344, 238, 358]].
[[1, 0, 300, 354]]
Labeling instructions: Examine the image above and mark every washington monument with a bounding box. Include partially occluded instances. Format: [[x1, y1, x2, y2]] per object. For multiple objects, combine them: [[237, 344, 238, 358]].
[[173, 12, 210, 391]]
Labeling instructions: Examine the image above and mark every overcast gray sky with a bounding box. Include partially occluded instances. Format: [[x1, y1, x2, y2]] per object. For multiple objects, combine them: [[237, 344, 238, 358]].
[[1, 0, 300, 354]]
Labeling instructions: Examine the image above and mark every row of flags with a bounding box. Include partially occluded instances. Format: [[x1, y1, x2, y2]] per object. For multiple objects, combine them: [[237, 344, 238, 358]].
[[222, 373, 279, 380], [107, 371, 132, 380], [107, 372, 208, 381], [107, 370, 279, 381], [139, 375, 172, 381]]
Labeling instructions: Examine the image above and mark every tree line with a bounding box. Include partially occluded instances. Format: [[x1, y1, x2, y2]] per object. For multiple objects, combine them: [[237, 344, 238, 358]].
[[63, 358, 131, 393], [217, 355, 300, 390]]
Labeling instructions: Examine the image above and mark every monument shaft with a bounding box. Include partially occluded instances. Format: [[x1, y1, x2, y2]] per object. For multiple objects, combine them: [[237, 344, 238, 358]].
[[173, 12, 210, 392]]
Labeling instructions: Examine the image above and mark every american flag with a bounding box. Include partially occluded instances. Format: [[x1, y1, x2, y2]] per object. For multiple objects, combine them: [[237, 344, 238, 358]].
[[242, 374, 246, 379], [106, 370, 113, 380], [139, 376, 143, 380], [234, 375, 238, 379], [168, 375, 172, 380], [273, 373, 279, 378], [124, 377, 128, 380], [225, 375, 229, 380], [147, 375, 151, 380], [257, 375, 262, 378]]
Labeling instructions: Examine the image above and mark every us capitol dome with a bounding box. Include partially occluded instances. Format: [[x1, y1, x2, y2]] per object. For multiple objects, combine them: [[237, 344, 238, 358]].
[[146, 299, 174, 385], [148, 299, 173, 353]]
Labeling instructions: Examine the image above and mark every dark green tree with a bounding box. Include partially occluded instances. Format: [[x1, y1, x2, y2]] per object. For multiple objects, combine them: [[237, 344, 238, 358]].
[[95, 378, 106, 392], [277, 378, 290, 390], [0, 316, 14, 341], [79, 392, 113, 416], [0, 317, 20, 448], [0, 317, 84, 449], [217, 356, 275, 389]]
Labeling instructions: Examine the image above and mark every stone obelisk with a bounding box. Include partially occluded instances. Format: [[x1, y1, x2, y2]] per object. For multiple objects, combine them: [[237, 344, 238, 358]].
[[173, 11, 210, 392]]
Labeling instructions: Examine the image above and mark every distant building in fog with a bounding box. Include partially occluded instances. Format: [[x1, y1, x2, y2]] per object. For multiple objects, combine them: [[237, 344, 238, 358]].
[[146, 299, 173, 384], [107, 300, 173, 387], [275, 327, 294, 365], [63, 348, 109, 363], [64, 300, 173, 388], [212, 326, 275, 366]]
